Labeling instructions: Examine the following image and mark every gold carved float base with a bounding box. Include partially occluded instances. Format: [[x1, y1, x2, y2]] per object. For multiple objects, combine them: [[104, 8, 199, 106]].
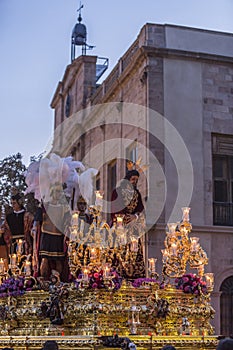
[[0, 284, 217, 349], [0, 335, 218, 349]]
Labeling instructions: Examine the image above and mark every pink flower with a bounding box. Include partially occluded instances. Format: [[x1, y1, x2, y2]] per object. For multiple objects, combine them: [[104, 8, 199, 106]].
[[93, 273, 99, 279]]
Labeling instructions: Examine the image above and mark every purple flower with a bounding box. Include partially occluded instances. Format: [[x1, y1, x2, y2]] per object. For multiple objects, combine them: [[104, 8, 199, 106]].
[[182, 277, 189, 283], [174, 273, 208, 295]]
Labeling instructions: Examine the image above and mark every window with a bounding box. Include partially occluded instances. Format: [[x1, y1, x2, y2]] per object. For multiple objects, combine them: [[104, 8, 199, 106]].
[[220, 276, 233, 336], [212, 134, 233, 226], [65, 93, 71, 118], [213, 156, 228, 203]]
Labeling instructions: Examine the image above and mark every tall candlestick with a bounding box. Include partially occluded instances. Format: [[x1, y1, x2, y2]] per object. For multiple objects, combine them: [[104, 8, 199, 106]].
[[0, 258, 5, 274], [80, 219, 84, 233], [72, 212, 79, 226]]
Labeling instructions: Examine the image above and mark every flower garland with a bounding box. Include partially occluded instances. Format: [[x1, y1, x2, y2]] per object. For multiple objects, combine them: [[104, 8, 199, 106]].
[[175, 273, 208, 295]]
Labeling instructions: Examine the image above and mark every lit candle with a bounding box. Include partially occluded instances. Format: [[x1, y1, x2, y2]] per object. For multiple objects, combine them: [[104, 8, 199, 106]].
[[90, 248, 96, 260], [72, 212, 79, 226], [0, 258, 5, 274], [70, 228, 78, 242], [17, 239, 23, 255], [83, 267, 89, 281], [119, 233, 127, 246], [116, 214, 124, 228], [148, 258, 157, 274], [167, 223, 178, 236], [205, 273, 214, 289], [161, 249, 169, 262], [190, 237, 200, 252], [10, 254, 17, 267], [171, 242, 177, 256], [80, 219, 84, 233], [24, 261, 31, 276], [95, 191, 103, 208], [182, 207, 191, 222], [104, 265, 110, 278], [131, 238, 138, 252]]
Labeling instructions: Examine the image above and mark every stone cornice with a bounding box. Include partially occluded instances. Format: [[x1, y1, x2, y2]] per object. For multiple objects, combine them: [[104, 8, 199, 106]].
[[141, 45, 233, 64], [154, 222, 233, 234]]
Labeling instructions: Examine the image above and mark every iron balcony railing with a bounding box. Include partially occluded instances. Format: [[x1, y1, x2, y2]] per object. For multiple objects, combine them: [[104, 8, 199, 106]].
[[213, 202, 233, 226]]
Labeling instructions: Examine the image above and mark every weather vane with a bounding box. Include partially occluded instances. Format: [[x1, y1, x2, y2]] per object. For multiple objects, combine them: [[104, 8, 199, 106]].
[[77, 2, 84, 22]]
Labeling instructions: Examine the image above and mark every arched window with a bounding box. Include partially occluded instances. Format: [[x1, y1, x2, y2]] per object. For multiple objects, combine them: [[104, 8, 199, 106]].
[[220, 276, 233, 336]]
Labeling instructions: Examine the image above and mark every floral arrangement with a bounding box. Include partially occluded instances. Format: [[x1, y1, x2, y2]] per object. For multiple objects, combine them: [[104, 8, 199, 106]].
[[0, 276, 37, 298], [88, 269, 105, 289], [175, 273, 208, 295], [75, 268, 122, 291]]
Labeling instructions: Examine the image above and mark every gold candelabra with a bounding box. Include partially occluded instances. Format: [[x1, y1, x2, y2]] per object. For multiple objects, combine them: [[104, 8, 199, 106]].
[[68, 191, 145, 283], [161, 207, 214, 290], [0, 238, 32, 282]]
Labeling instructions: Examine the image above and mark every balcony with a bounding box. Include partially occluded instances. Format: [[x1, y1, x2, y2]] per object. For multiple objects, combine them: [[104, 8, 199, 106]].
[[213, 202, 233, 226]]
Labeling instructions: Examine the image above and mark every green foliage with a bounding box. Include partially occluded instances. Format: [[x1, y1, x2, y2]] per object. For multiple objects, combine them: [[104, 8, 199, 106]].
[[0, 153, 26, 211], [0, 153, 41, 216], [29, 152, 44, 163]]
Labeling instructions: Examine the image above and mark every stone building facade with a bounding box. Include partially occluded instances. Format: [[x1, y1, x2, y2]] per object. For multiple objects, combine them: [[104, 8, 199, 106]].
[[51, 23, 233, 335]]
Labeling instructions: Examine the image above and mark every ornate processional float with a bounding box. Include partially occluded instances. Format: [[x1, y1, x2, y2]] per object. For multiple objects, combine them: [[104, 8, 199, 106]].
[[0, 154, 217, 349], [0, 198, 218, 349]]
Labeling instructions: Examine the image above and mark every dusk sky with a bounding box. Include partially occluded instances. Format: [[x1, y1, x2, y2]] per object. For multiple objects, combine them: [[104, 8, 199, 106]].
[[0, 0, 232, 165]]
